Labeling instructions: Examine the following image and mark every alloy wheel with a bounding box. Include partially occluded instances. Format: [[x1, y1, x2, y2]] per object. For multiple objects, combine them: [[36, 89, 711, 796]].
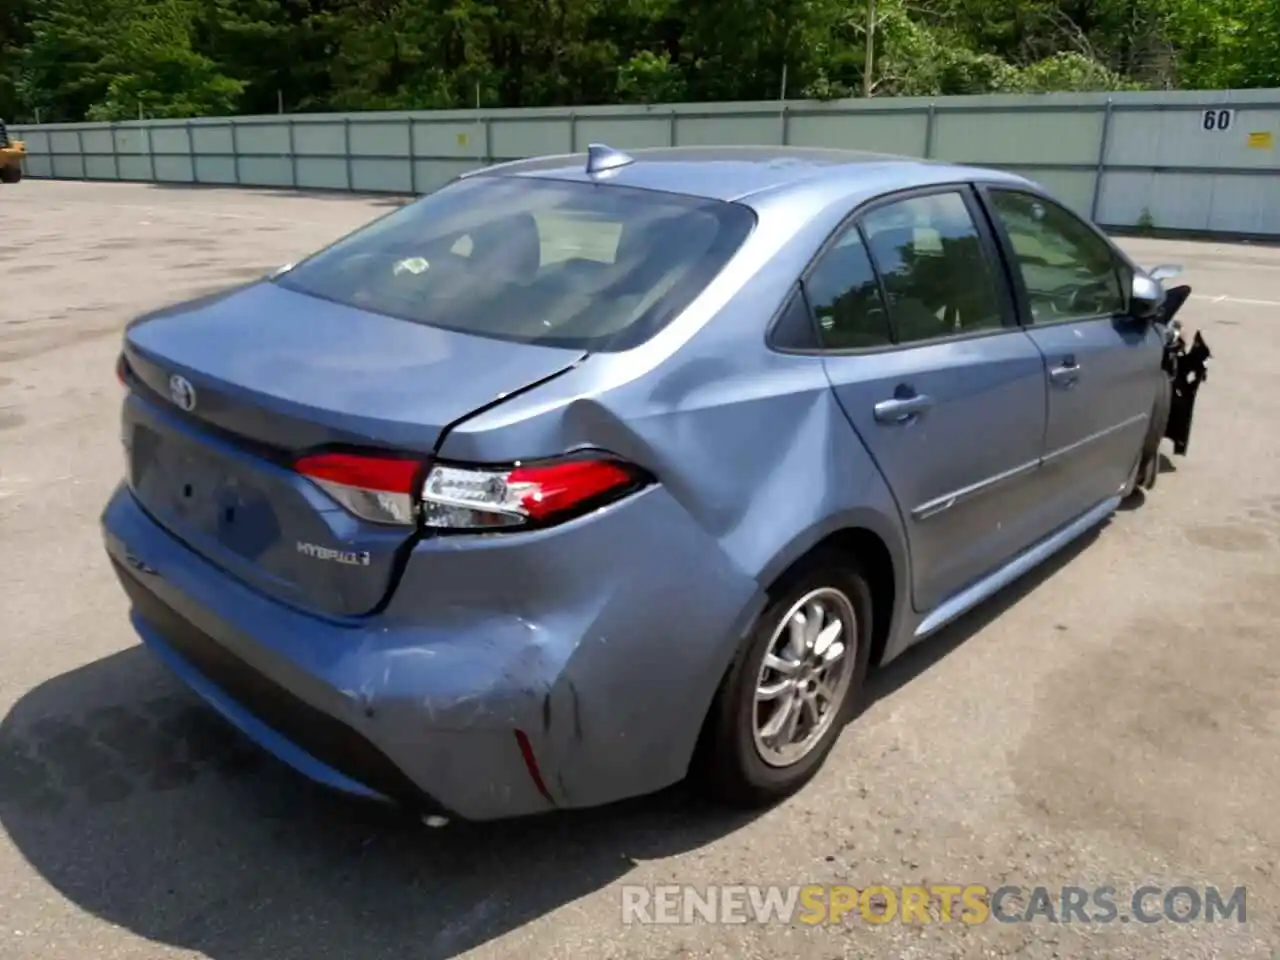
[[751, 587, 857, 767]]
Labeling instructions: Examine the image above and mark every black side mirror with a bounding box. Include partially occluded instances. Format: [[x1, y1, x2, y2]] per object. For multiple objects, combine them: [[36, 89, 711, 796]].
[[1159, 283, 1192, 326], [1130, 273, 1165, 322]]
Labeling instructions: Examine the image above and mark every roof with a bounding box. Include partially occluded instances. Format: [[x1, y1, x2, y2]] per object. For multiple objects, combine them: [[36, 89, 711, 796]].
[[468, 145, 999, 203]]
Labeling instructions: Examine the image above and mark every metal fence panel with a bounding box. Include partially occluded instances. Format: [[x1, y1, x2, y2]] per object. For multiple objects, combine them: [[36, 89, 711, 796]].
[[195, 154, 238, 184], [490, 117, 568, 159], [351, 157, 412, 193], [11, 89, 1279, 236], [574, 116, 669, 150], [413, 158, 482, 193], [937, 109, 1104, 165], [237, 122, 290, 155], [1106, 104, 1277, 169], [1214, 175, 1280, 233], [296, 156, 347, 190], [351, 118, 410, 157], [118, 154, 151, 180], [1104, 171, 1207, 231], [191, 124, 233, 154], [294, 121, 344, 157], [676, 113, 780, 147], [790, 111, 927, 155], [1008, 168, 1098, 214], [414, 119, 486, 159], [116, 126, 149, 155]]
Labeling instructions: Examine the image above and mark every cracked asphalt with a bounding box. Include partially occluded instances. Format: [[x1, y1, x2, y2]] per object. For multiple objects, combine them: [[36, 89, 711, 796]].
[[1, 180, 1278, 960]]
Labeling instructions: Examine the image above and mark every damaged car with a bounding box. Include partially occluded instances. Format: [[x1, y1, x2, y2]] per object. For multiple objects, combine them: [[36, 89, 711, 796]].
[[102, 144, 1209, 822]]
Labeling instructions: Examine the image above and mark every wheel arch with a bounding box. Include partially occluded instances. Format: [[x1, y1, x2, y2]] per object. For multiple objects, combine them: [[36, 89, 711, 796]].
[[687, 517, 905, 788], [755, 510, 906, 666]]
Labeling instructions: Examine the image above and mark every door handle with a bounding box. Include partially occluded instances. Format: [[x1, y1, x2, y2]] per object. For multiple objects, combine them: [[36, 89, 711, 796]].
[[1048, 359, 1080, 386], [873, 393, 934, 424]]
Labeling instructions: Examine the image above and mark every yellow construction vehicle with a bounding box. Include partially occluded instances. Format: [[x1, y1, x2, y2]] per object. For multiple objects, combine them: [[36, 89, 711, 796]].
[[0, 119, 25, 184]]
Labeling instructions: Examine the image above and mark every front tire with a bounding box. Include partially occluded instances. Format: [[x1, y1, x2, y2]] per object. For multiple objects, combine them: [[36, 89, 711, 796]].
[[1123, 374, 1172, 498], [1140, 375, 1172, 491], [0, 166, 21, 184], [696, 554, 873, 807], [1120, 452, 1142, 500]]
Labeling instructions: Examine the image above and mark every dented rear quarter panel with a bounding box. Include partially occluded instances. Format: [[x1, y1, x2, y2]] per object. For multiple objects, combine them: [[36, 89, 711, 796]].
[[415, 178, 942, 804]]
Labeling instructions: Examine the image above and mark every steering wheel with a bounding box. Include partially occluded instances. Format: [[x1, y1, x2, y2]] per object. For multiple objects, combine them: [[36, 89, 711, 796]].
[[1044, 284, 1084, 316]]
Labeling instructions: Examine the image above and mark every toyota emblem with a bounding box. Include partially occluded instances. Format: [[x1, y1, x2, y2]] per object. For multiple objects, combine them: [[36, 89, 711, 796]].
[[169, 374, 197, 412]]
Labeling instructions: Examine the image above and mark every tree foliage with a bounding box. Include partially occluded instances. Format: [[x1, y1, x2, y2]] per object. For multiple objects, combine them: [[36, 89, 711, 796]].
[[2, 0, 1277, 122]]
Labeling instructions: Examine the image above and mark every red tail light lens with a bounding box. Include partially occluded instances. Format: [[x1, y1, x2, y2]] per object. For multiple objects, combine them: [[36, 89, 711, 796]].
[[295, 452, 423, 526], [116, 353, 130, 387], [420, 454, 646, 531]]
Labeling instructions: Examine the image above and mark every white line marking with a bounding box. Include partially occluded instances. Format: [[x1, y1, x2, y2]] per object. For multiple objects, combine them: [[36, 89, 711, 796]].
[[10, 196, 363, 227], [95, 202, 335, 225], [1191, 293, 1280, 308]]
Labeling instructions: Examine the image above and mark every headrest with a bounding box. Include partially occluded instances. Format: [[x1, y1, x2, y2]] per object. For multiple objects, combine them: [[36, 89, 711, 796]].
[[866, 226, 917, 262], [469, 212, 542, 283]]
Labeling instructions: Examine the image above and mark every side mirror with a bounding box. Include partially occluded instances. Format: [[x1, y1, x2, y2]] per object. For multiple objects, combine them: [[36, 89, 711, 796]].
[[1149, 263, 1183, 283], [1130, 273, 1166, 321]]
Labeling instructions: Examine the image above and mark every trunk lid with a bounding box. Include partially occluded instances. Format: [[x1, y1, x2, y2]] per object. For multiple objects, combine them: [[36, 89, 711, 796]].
[[121, 281, 583, 618]]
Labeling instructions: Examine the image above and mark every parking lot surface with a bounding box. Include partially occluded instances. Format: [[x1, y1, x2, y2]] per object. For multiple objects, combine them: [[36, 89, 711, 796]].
[[2, 180, 1279, 959]]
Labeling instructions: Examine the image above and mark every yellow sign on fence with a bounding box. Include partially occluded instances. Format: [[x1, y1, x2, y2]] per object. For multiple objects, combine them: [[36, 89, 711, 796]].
[[1246, 131, 1274, 149]]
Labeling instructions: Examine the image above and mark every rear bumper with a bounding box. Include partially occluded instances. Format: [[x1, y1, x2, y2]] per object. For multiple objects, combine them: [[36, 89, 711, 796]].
[[111, 559, 441, 810], [102, 482, 761, 821]]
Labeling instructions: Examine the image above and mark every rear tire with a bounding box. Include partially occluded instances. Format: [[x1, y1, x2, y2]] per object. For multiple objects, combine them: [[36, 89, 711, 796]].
[[0, 166, 20, 184], [1123, 374, 1171, 499], [695, 553, 873, 808]]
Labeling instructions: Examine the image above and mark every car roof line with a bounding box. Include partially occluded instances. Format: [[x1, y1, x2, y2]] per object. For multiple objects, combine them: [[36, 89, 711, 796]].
[[723, 159, 923, 203]]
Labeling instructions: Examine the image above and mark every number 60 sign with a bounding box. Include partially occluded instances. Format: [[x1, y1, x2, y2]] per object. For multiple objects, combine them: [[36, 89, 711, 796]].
[[1201, 108, 1234, 132]]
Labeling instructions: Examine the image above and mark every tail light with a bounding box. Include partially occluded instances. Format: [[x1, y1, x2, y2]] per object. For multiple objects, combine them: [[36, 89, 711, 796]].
[[294, 450, 646, 531], [295, 452, 423, 526], [421, 455, 647, 530], [116, 353, 130, 386]]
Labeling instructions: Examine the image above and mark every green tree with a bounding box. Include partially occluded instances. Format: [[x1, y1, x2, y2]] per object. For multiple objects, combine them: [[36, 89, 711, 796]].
[[14, 0, 120, 121], [616, 50, 686, 104], [17, 0, 243, 121], [7, 0, 1280, 122], [1167, 0, 1280, 88], [87, 0, 244, 119], [196, 0, 329, 114], [0, 0, 34, 119]]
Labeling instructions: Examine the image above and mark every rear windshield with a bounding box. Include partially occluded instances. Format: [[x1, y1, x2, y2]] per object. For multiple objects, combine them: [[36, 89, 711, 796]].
[[277, 175, 756, 352]]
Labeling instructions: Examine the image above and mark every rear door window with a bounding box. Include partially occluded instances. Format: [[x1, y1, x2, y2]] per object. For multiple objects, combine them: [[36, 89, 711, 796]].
[[803, 226, 893, 350], [276, 176, 755, 352], [859, 191, 1008, 344]]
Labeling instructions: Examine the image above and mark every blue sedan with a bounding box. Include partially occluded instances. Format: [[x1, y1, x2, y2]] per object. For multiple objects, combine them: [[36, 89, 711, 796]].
[[103, 144, 1210, 822]]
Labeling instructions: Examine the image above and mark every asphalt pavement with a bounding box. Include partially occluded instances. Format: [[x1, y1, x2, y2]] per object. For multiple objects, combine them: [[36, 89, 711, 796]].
[[1, 181, 1278, 959]]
